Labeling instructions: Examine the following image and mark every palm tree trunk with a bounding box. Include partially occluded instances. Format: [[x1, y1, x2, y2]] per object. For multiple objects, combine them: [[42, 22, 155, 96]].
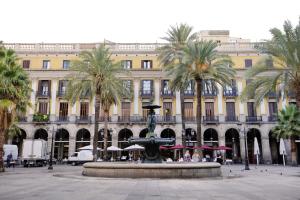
[[93, 95, 100, 161], [180, 89, 186, 148], [103, 109, 109, 161], [0, 110, 5, 172], [196, 78, 203, 158]]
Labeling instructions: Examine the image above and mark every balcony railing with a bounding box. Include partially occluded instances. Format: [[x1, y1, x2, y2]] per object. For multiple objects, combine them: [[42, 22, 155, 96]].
[[56, 116, 69, 122], [75, 116, 91, 124], [57, 90, 66, 97], [202, 90, 217, 97], [203, 116, 219, 123], [118, 116, 147, 123], [36, 90, 51, 97], [246, 116, 262, 123], [223, 88, 238, 97], [268, 115, 278, 122], [183, 116, 196, 122], [225, 116, 239, 122], [268, 91, 278, 98], [98, 116, 111, 122], [161, 90, 174, 98], [156, 116, 176, 123], [183, 90, 195, 97], [140, 89, 154, 98], [288, 92, 296, 98]]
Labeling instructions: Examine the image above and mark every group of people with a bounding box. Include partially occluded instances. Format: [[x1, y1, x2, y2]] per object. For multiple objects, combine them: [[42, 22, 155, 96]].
[[166, 151, 224, 164]]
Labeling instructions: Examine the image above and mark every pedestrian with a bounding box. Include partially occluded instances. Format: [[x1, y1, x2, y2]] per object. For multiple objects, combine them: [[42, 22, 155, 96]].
[[7, 152, 13, 168]]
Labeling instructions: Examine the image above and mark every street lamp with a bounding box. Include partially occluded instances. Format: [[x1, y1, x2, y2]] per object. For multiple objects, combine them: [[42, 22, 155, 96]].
[[48, 126, 55, 170], [238, 123, 250, 170]]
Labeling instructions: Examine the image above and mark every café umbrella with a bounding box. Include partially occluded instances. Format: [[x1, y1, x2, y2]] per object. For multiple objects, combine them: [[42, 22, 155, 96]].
[[78, 145, 101, 151], [124, 144, 145, 151], [254, 137, 260, 165], [279, 138, 287, 166]]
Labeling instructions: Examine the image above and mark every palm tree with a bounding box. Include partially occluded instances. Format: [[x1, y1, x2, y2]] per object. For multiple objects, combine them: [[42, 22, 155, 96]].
[[0, 48, 31, 172], [166, 40, 235, 155], [272, 105, 300, 165], [158, 23, 197, 147], [66, 45, 128, 160], [241, 19, 300, 107]]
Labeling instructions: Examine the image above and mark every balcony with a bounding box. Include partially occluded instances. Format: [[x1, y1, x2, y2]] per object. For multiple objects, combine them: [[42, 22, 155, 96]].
[[268, 115, 278, 122], [32, 113, 50, 123], [57, 90, 66, 97], [183, 116, 196, 122], [225, 116, 239, 122], [183, 90, 195, 98], [246, 116, 262, 123], [56, 116, 69, 122], [202, 90, 217, 97], [140, 89, 154, 98], [203, 116, 219, 124], [75, 116, 91, 124], [156, 116, 176, 124], [98, 116, 111, 122], [288, 92, 296, 98], [36, 90, 51, 98], [223, 88, 238, 97], [161, 90, 174, 98], [118, 116, 147, 123]]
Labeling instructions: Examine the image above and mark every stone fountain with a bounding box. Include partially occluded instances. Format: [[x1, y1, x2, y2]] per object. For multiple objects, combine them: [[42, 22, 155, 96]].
[[82, 104, 221, 178]]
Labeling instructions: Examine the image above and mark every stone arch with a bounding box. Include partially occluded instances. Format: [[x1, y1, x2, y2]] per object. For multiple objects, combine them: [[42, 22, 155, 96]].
[[161, 128, 176, 139], [225, 128, 241, 162], [54, 128, 69, 161], [118, 128, 133, 149], [75, 128, 91, 150], [12, 129, 27, 156], [139, 128, 148, 138], [185, 128, 197, 147], [203, 128, 219, 147], [34, 128, 48, 141], [247, 128, 262, 164], [268, 131, 283, 164]]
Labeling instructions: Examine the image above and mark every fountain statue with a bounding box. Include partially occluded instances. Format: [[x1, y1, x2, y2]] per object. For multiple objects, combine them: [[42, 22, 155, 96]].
[[129, 104, 175, 163]]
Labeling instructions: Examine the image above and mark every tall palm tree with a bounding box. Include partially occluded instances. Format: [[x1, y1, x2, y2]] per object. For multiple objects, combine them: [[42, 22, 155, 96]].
[[0, 48, 31, 172], [66, 45, 128, 160], [166, 40, 235, 155], [158, 23, 197, 147], [241, 19, 300, 107], [272, 105, 300, 165]]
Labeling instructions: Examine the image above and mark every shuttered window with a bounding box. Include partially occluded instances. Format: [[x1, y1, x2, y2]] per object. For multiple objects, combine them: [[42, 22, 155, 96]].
[[247, 102, 256, 116], [205, 102, 214, 117], [184, 102, 193, 120], [80, 102, 89, 117], [121, 102, 131, 118], [59, 102, 68, 117], [38, 102, 48, 114]]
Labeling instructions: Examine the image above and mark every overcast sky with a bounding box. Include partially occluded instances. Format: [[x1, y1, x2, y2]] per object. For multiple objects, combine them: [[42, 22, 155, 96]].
[[1, 0, 299, 43]]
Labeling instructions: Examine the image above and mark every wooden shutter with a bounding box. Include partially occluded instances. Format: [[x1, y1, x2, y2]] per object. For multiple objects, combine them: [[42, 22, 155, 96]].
[[121, 102, 131, 118], [80, 102, 89, 117], [163, 102, 172, 117], [48, 80, 51, 96], [184, 102, 193, 120], [39, 102, 48, 114], [268, 102, 277, 116], [247, 102, 256, 116], [205, 102, 214, 117], [59, 102, 68, 117], [226, 102, 235, 117]]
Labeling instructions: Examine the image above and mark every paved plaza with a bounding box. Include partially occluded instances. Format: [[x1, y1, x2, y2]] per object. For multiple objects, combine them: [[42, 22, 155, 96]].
[[0, 164, 299, 200]]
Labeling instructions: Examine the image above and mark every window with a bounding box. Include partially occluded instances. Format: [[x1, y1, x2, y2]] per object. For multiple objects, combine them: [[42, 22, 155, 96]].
[[42, 60, 50, 69], [163, 102, 172, 120], [121, 102, 131, 118], [184, 102, 193, 120], [38, 102, 48, 114], [22, 60, 30, 69], [80, 102, 89, 118], [141, 80, 152, 94], [268, 102, 277, 116], [123, 80, 132, 93], [205, 102, 214, 117], [203, 80, 217, 95], [59, 102, 68, 120], [58, 80, 68, 95], [40, 80, 50, 96], [184, 81, 194, 95], [226, 102, 236, 120], [63, 60, 70, 69], [245, 59, 252, 68], [141, 60, 152, 69], [247, 102, 256, 116], [162, 80, 171, 95], [121, 60, 132, 69]]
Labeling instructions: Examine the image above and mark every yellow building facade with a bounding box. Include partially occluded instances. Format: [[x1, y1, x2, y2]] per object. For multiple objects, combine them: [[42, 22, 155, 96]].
[[4, 31, 298, 164]]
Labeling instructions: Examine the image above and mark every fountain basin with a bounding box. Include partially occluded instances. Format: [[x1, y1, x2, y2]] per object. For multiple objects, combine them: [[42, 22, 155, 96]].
[[82, 162, 221, 178]]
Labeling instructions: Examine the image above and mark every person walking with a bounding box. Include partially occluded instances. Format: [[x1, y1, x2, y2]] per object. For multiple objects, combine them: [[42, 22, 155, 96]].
[[7, 153, 13, 168]]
